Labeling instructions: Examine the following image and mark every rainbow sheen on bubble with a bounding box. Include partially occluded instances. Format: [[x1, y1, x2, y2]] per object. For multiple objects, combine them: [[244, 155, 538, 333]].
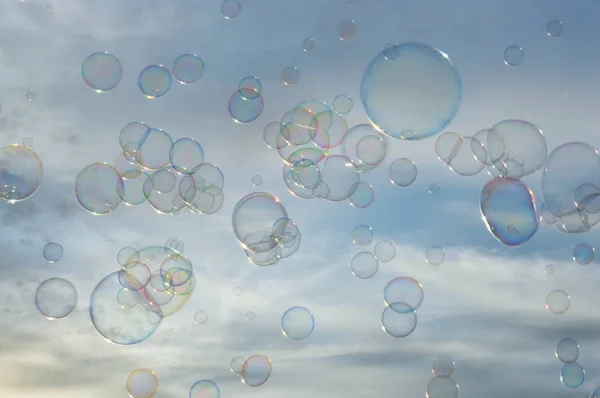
[[126, 368, 159, 398], [0, 144, 43, 203], [173, 54, 205, 85], [81, 51, 123, 92], [138, 65, 173, 99], [189, 379, 220, 398]]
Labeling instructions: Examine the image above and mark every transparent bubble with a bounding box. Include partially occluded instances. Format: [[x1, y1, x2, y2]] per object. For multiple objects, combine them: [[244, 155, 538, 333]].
[[43, 242, 63, 262], [545, 264, 555, 275], [480, 177, 538, 246], [241, 354, 272, 387], [340, 124, 388, 172], [194, 310, 208, 325], [250, 175, 262, 186], [126, 368, 159, 398], [281, 306, 315, 340], [165, 237, 184, 254], [546, 289, 570, 315], [332, 94, 353, 114], [47, 3, 53, 11], [230, 356, 245, 374], [25, 90, 35, 101], [381, 302, 417, 338], [221, 0, 241, 19], [504, 45, 524, 66], [0, 144, 43, 203], [337, 20, 358, 41], [389, 158, 417, 187], [425, 246, 445, 265], [374, 240, 396, 262], [349, 182, 375, 208], [302, 38, 315, 52], [384, 277, 424, 311], [35, 277, 77, 319], [561, 363, 585, 389], [426, 376, 459, 398], [361, 42, 461, 140], [282, 66, 300, 85], [75, 163, 124, 215], [351, 251, 379, 279], [435, 133, 485, 176], [118, 247, 139, 267], [556, 338, 579, 363], [547, 20, 564, 37], [169, 137, 204, 175], [81, 51, 123, 92], [233, 286, 243, 296], [432, 356, 455, 377], [429, 183, 440, 194], [238, 76, 262, 100], [246, 311, 256, 320], [172, 54, 205, 85], [228, 88, 264, 123], [573, 243, 595, 265], [138, 65, 172, 99], [352, 224, 373, 245], [189, 379, 220, 398], [137, 128, 173, 170]]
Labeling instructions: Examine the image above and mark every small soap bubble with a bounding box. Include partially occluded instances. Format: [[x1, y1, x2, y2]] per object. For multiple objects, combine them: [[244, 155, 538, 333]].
[[429, 183, 440, 194], [547, 20, 564, 37], [194, 310, 208, 325], [561, 363, 585, 388], [337, 20, 358, 41], [43, 242, 63, 262], [389, 158, 417, 187], [25, 90, 35, 101], [282, 66, 300, 85], [221, 0, 241, 19], [251, 175, 262, 186], [47, 3, 53, 11], [233, 286, 243, 296], [432, 356, 455, 377], [246, 311, 256, 320], [573, 243, 595, 265], [546, 289, 570, 314], [556, 337, 579, 363], [302, 38, 315, 52], [22, 137, 33, 148], [374, 240, 396, 262], [138, 65, 172, 99], [545, 264, 555, 275], [81, 51, 123, 92], [332, 94, 353, 114], [230, 356, 245, 374], [425, 246, 445, 265], [504, 45, 524, 66], [352, 224, 373, 246]]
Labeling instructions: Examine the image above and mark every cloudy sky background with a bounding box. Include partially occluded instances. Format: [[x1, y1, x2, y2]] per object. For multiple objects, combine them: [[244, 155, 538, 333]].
[[0, 0, 599, 396]]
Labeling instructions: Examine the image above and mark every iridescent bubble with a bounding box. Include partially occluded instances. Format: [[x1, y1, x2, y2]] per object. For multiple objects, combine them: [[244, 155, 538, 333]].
[[389, 158, 417, 187], [165, 237, 184, 254], [352, 224, 373, 246], [480, 177, 538, 246], [126, 368, 159, 398], [238, 76, 262, 100], [172, 54, 205, 85], [251, 175, 262, 186], [429, 183, 440, 194], [381, 302, 417, 338], [384, 277, 424, 311], [0, 144, 43, 203], [333, 94, 353, 114], [547, 20, 564, 37], [349, 182, 374, 208], [425, 246, 445, 265], [228, 88, 264, 123], [374, 240, 396, 262], [25, 90, 35, 101], [432, 356, 455, 377], [35, 277, 77, 319], [81, 51, 123, 92], [545, 264, 555, 275], [340, 124, 388, 172], [302, 38, 315, 51], [194, 310, 208, 325], [351, 251, 379, 279], [75, 163, 124, 215], [189, 379, 220, 398], [556, 338, 579, 363], [546, 289, 570, 315], [361, 42, 461, 140], [138, 65, 172, 99], [241, 354, 272, 387], [230, 356, 245, 374], [573, 243, 595, 265], [561, 363, 585, 388], [282, 66, 300, 85], [43, 242, 63, 262], [337, 20, 358, 40], [504, 45, 524, 66], [281, 306, 315, 341], [221, 0, 241, 19], [426, 376, 459, 398]]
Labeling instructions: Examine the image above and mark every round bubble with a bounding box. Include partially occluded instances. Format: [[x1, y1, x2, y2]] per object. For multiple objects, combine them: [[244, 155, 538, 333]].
[[320, 155, 359, 201], [233, 286, 243, 296], [426, 376, 459, 398], [337, 20, 358, 40], [172, 54, 205, 85], [384, 277, 424, 311], [81, 51, 123, 92], [238, 76, 262, 100], [545, 264, 555, 275], [221, 0, 241, 19], [43, 242, 63, 262], [228, 88, 264, 123], [189, 379, 220, 398], [547, 20, 564, 37], [126, 368, 158, 398], [26, 90, 35, 101], [302, 38, 315, 51], [561, 363, 585, 389], [425, 246, 445, 265], [352, 224, 373, 246], [546, 289, 570, 315], [281, 306, 315, 341], [246, 311, 256, 320], [389, 158, 417, 187], [351, 251, 379, 279], [251, 175, 262, 186], [504, 45, 524, 66], [90, 271, 163, 345], [75, 163, 124, 215], [381, 303, 417, 338], [429, 183, 440, 194], [119, 121, 150, 156], [22, 137, 33, 148], [333, 94, 353, 114], [480, 177, 538, 246], [361, 42, 461, 140], [137, 128, 173, 170], [432, 356, 455, 377], [349, 182, 374, 208], [230, 356, 245, 374], [138, 65, 172, 99], [340, 124, 388, 172], [241, 354, 272, 387], [169, 138, 204, 175], [118, 247, 139, 267], [194, 310, 208, 324], [374, 240, 396, 262], [282, 66, 300, 85], [556, 338, 579, 363], [35, 277, 77, 319], [573, 243, 595, 265], [0, 144, 43, 203], [435, 133, 486, 176]]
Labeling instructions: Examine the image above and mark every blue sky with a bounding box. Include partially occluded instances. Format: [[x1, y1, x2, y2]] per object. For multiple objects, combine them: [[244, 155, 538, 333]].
[[0, 0, 600, 397]]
